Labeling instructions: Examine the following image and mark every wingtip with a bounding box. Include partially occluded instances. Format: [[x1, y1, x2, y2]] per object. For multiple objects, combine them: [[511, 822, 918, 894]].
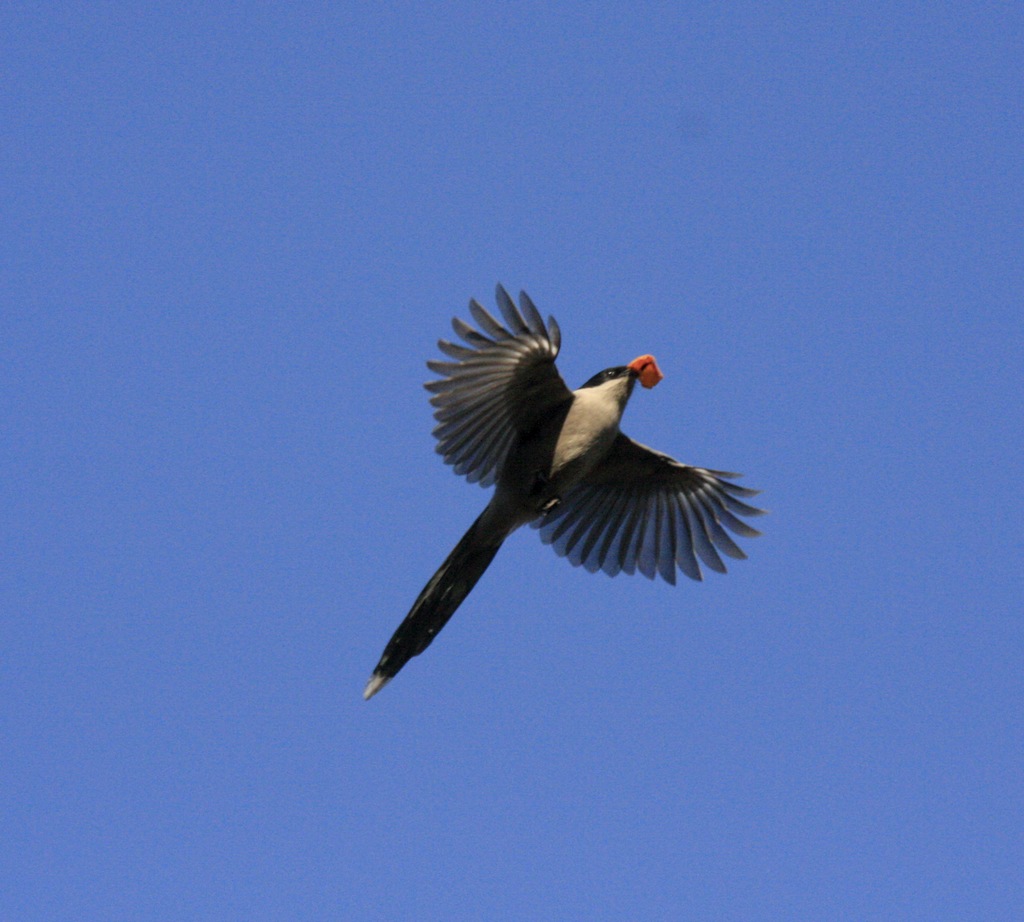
[[363, 673, 390, 701]]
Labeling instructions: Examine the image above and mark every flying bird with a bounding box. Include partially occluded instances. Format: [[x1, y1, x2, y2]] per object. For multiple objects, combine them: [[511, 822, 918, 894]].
[[364, 286, 763, 699]]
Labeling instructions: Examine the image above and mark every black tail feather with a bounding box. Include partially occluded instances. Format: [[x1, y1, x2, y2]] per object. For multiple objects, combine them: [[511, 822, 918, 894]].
[[364, 514, 504, 698]]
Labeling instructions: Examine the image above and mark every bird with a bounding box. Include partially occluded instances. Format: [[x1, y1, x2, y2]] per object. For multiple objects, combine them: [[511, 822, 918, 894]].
[[363, 286, 764, 699]]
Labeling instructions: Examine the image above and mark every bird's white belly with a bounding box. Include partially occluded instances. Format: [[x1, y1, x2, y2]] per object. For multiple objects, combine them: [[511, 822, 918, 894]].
[[551, 389, 620, 483]]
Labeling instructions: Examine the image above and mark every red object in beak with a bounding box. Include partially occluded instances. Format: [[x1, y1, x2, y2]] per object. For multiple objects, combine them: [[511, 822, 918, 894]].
[[628, 354, 664, 389]]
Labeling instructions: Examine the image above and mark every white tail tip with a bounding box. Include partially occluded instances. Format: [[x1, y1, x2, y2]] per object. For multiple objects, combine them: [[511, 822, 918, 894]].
[[363, 674, 390, 701]]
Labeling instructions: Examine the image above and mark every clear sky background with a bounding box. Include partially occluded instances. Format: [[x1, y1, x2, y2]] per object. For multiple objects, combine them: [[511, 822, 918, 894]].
[[3, 4, 1022, 920]]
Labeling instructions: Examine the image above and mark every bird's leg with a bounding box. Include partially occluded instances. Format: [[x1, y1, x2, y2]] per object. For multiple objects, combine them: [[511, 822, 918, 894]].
[[530, 469, 561, 515]]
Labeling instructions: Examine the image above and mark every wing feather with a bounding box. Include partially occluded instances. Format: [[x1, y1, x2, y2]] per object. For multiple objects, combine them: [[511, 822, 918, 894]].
[[595, 486, 636, 577], [682, 494, 727, 574], [535, 434, 764, 583], [468, 299, 512, 340], [517, 290, 547, 336], [657, 491, 678, 585], [578, 488, 625, 572], [670, 493, 703, 581], [615, 486, 645, 575], [636, 494, 659, 580], [495, 284, 529, 334], [436, 339, 477, 361], [427, 287, 571, 486]]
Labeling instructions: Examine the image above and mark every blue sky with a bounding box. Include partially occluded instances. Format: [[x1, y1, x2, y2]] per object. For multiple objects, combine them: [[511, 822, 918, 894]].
[[3, 3, 1021, 919]]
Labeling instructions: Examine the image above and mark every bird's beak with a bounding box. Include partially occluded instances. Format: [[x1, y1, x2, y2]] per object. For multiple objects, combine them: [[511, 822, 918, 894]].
[[627, 354, 664, 389]]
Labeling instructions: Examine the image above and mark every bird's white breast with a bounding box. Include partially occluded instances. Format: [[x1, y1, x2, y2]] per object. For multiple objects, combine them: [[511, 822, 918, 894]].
[[551, 383, 625, 482]]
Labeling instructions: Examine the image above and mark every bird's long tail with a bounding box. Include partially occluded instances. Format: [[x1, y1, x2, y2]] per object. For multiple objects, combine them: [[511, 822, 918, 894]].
[[363, 511, 507, 699]]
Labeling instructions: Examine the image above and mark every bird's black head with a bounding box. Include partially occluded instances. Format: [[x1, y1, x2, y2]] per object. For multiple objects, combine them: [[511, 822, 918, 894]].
[[580, 365, 638, 389]]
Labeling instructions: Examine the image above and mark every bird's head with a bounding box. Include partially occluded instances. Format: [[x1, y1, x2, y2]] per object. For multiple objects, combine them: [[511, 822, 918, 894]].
[[578, 354, 664, 413], [580, 355, 664, 391]]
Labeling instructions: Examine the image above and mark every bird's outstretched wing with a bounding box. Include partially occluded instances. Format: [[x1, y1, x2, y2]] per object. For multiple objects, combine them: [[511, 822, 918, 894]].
[[533, 433, 765, 584], [426, 285, 572, 487]]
